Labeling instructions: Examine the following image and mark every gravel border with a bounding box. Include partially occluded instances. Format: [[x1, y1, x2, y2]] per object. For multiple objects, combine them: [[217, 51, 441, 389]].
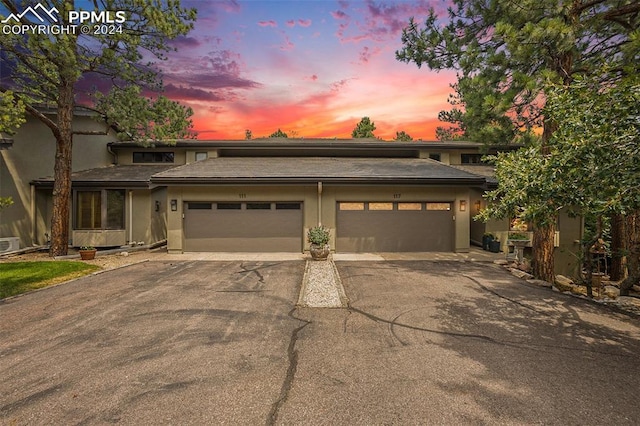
[[298, 259, 348, 308]]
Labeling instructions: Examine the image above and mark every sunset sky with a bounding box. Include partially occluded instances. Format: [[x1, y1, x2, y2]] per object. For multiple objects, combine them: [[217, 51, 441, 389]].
[[159, 0, 458, 140]]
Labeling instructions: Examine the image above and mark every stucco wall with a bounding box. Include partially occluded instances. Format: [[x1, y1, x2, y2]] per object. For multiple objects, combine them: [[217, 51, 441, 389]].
[[1, 115, 114, 247]]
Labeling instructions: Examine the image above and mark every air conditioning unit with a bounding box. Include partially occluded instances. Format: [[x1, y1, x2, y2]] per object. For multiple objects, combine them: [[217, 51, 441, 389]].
[[0, 237, 20, 253]]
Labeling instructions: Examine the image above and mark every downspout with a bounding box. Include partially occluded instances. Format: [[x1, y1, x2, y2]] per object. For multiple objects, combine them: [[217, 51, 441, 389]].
[[129, 190, 133, 245], [30, 184, 36, 245], [107, 144, 118, 165], [317, 181, 322, 226]]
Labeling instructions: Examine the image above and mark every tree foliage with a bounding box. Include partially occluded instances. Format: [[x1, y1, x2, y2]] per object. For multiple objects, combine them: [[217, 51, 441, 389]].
[[268, 128, 288, 138], [397, 0, 639, 282], [351, 116, 376, 138], [394, 131, 413, 141], [0, 91, 25, 135], [0, 196, 13, 210], [396, 0, 639, 143], [0, 0, 197, 256]]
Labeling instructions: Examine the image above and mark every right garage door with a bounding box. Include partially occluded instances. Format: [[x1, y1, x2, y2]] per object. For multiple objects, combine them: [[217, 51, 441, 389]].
[[336, 201, 454, 252]]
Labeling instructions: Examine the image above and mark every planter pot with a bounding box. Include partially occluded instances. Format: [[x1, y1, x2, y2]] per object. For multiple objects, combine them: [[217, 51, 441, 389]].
[[482, 235, 494, 251], [309, 244, 330, 260], [488, 240, 501, 253], [79, 249, 97, 260]]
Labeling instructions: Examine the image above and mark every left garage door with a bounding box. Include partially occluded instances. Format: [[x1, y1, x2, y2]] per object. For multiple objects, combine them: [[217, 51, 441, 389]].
[[184, 202, 303, 252]]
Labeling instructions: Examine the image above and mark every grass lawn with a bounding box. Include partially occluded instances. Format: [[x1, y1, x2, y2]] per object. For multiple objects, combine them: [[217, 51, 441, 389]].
[[0, 261, 101, 299]]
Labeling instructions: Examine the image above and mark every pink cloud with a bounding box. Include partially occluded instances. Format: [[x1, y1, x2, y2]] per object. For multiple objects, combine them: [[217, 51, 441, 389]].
[[286, 20, 295, 27], [298, 19, 312, 27], [258, 20, 277, 27]]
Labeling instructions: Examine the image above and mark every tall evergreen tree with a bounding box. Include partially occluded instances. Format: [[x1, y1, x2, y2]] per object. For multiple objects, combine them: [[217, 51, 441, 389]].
[[0, 0, 197, 256], [397, 0, 639, 281], [351, 117, 376, 138]]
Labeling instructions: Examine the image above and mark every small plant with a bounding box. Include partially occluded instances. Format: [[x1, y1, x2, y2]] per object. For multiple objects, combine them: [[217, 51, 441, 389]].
[[307, 226, 330, 246], [508, 232, 530, 240], [79, 246, 95, 251]]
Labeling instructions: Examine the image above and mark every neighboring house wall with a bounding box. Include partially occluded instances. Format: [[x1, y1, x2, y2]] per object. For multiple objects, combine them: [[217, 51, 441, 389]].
[[0, 115, 113, 247]]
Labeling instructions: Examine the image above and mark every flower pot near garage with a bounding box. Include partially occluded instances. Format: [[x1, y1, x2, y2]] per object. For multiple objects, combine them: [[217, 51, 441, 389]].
[[488, 240, 501, 253], [309, 243, 330, 260], [79, 247, 97, 260], [307, 226, 331, 261]]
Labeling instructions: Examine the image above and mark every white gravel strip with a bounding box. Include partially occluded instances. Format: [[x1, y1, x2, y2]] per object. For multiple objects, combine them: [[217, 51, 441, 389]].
[[299, 259, 348, 308]]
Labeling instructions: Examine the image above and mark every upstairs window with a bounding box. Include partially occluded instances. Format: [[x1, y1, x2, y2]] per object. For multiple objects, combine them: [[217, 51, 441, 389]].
[[461, 154, 484, 164], [133, 152, 175, 163]]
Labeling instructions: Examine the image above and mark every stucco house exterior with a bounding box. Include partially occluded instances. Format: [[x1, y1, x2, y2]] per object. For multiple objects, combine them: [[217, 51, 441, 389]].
[[0, 115, 582, 276]]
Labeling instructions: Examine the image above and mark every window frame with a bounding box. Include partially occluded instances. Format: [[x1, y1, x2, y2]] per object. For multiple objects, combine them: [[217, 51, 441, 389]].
[[132, 151, 175, 163], [74, 188, 126, 230]]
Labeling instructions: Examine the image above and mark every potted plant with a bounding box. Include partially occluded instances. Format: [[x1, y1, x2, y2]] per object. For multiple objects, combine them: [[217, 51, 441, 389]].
[[507, 232, 530, 261], [482, 232, 495, 250], [307, 225, 330, 260], [78, 246, 97, 260], [488, 238, 501, 253]]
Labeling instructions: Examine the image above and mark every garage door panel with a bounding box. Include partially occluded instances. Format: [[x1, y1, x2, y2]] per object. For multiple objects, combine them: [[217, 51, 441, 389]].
[[337, 202, 453, 252], [184, 202, 302, 252]]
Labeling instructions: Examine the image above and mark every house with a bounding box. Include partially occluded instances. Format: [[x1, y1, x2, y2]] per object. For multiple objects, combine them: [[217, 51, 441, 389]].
[[1, 115, 582, 276]]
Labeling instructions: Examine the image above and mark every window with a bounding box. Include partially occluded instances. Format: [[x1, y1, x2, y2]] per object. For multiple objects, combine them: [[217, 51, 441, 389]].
[[188, 202, 212, 210], [247, 203, 271, 210], [195, 152, 208, 161], [461, 154, 484, 164], [398, 203, 422, 211], [426, 203, 451, 211], [276, 203, 301, 210], [217, 203, 241, 210], [339, 202, 365, 211], [369, 202, 393, 211], [429, 153, 441, 161], [133, 152, 175, 163], [76, 190, 125, 230]]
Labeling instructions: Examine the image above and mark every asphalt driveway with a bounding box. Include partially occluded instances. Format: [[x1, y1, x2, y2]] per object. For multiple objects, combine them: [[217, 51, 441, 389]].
[[1, 259, 639, 425]]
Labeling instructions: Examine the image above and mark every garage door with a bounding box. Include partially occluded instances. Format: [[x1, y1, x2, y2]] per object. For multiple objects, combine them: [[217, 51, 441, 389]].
[[336, 201, 454, 252], [184, 202, 303, 252]]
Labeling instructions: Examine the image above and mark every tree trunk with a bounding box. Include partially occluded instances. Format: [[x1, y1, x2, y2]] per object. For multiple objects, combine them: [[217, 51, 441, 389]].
[[609, 213, 626, 281], [620, 211, 639, 296], [532, 220, 556, 283], [49, 82, 74, 257]]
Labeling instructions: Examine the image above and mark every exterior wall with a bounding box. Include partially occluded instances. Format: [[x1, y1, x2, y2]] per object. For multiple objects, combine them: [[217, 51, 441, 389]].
[[185, 150, 219, 163], [166, 184, 472, 253], [469, 188, 486, 246], [150, 188, 168, 243], [0, 115, 113, 247], [126, 189, 162, 245], [555, 211, 583, 278]]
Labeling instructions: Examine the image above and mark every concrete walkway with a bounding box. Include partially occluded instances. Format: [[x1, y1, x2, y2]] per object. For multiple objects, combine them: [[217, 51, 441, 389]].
[[156, 247, 503, 263]]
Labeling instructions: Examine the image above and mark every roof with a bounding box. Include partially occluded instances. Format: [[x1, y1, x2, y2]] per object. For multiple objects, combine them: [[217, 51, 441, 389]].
[[151, 157, 487, 186], [31, 165, 176, 187], [451, 164, 498, 187]]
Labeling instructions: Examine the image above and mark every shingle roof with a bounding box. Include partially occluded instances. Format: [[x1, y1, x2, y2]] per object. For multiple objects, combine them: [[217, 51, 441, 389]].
[[151, 157, 487, 185], [32, 165, 176, 187]]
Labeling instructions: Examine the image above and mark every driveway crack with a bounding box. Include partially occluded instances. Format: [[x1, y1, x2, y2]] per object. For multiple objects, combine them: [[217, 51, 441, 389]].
[[266, 308, 310, 426]]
